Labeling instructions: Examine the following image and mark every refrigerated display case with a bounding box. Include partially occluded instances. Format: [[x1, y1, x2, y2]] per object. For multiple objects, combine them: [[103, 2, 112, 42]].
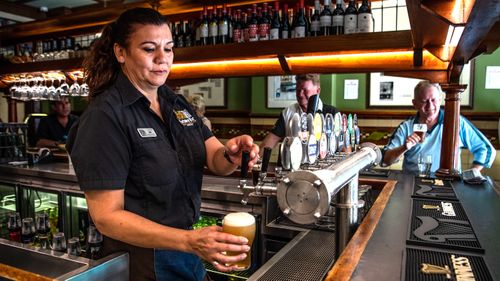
[[19, 185, 61, 233], [65, 193, 88, 249], [0, 182, 18, 239]]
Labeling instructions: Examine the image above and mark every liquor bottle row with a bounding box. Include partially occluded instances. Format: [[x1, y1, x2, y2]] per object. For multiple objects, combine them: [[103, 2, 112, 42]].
[[172, 0, 373, 48], [0, 33, 99, 64], [4, 211, 103, 259], [0, 123, 27, 164]]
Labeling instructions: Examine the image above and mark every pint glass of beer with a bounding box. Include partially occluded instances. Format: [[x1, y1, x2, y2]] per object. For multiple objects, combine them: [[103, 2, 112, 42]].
[[413, 123, 427, 143], [222, 212, 256, 271]]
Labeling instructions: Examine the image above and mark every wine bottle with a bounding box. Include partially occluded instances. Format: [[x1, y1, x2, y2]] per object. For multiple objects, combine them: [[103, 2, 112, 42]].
[[259, 3, 270, 40], [357, 0, 373, 33], [228, 7, 234, 41], [218, 4, 230, 44], [244, 9, 251, 42], [248, 4, 259, 42], [281, 4, 290, 39], [175, 22, 185, 48], [233, 10, 243, 43], [208, 6, 219, 45], [199, 7, 209, 45], [270, 2, 281, 40], [344, 0, 357, 34], [294, 0, 307, 38], [195, 11, 202, 45], [183, 21, 192, 47], [310, 0, 321, 36], [332, 0, 344, 35], [320, 0, 332, 36]]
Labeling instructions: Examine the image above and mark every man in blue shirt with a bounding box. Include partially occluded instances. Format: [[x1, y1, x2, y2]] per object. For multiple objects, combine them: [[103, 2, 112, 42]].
[[382, 81, 495, 174]]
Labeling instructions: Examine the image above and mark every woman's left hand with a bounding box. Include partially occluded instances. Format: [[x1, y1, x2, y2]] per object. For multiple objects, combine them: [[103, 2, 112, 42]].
[[224, 135, 260, 168]]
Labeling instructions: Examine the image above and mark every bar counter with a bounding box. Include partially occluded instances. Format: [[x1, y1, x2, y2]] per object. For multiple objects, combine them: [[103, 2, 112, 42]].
[[1, 163, 499, 280]]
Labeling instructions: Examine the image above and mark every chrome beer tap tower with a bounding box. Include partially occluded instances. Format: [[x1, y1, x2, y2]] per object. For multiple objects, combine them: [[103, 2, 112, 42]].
[[239, 111, 382, 258]]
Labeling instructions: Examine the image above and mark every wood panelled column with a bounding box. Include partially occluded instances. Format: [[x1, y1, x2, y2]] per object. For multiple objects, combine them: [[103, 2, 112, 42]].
[[435, 84, 467, 178], [7, 97, 17, 123]]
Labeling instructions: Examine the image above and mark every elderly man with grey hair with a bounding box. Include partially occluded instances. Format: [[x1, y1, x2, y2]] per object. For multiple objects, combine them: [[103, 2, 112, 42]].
[[382, 81, 495, 174]]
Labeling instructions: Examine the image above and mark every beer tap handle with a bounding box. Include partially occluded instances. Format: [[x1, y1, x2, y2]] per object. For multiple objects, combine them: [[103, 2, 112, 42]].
[[240, 150, 250, 179], [252, 167, 260, 186], [261, 147, 272, 174], [306, 94, 319, 115], [240, 150, 251, 205]]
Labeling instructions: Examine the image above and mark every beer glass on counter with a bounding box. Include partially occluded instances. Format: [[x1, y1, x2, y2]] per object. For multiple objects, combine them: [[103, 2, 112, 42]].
[[418, 153, 433, 177], [413, 123, 427, 143], [222, 212, 256, 271]]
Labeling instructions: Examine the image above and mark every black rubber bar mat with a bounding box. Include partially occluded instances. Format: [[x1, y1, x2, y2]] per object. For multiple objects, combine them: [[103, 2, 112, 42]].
[[415, 177, 453, 188], [413, 179, 457, 201], [403, 247, 493, 281], [407, 198, 483, 253]]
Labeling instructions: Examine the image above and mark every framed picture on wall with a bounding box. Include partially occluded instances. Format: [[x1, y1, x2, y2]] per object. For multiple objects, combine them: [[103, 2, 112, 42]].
[[267, 75, 297, 108], [367, 61, 474, 108], [179, 78, 226, 108]]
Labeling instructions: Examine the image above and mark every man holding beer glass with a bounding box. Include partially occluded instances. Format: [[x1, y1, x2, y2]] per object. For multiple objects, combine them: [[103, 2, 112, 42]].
[[382, 81, 495, 174]]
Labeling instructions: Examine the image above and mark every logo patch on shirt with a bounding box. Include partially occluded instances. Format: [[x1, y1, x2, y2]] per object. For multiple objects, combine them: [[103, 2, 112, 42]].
[[174, 109, 196, 126], [137, 128, 157, 138]]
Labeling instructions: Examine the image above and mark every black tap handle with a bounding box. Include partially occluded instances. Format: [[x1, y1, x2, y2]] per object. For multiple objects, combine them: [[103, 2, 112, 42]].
[[306, 94, 319, 115], [261, 147, 272, 173], [240, 150, 250, 178]]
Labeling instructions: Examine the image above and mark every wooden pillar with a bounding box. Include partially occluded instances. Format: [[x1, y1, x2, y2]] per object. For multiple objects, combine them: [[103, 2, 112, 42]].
[[435, 84, 467, 179], [7, 97, 18, 123]]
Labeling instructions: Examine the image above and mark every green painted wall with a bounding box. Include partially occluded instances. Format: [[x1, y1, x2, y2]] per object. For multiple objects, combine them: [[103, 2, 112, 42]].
[[226, 77, 251, 111], [473, 48, 500, 111], [334, 73, 368, 110]]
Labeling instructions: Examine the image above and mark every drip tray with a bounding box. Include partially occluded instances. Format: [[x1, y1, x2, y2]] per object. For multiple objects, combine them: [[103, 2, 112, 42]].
[[407, 198, 483, 253], [403, 247, 492, 281]]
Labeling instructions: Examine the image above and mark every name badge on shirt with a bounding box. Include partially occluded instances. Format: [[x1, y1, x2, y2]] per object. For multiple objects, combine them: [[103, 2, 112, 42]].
[[137, 128, 157, 138], [174, 109, 196, 126]]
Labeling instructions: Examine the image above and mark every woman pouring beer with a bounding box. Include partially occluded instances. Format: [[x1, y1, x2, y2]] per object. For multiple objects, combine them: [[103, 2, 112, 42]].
[[66, 8, 259, 281]]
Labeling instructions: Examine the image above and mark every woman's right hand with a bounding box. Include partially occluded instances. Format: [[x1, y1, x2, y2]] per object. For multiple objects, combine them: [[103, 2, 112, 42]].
[[186, 225, 250, 272]]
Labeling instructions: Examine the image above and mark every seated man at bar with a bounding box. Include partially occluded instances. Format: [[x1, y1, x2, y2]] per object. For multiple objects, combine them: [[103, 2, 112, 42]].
[[260, 73, 339, 150], [382, 81, 496, 174], [36, 97, 78, 147]]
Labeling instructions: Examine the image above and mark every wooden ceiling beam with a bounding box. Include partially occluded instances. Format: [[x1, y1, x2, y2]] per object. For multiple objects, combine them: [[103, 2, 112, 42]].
[[0, 1, 150, 45], [420, 0, 475, 25], [0, 1, 46, 21], [384, 70, 449, 83], [449, 0, 500, 81]]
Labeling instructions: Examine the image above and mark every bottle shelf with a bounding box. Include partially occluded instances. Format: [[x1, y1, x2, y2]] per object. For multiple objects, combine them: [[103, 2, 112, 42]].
[[0, 30, 449, 81]]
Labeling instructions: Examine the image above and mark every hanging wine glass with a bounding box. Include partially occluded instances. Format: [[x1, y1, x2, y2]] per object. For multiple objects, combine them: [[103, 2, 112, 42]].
[[31, 77, 42, 101], [39, 77, 49, 100], [80, 81, 89, 97], [19, 77, 30, 102], [9, 78, 20, 100], [47, 78, 58, 101], [57, 77, 70, 97], [69, 80, 80, 96]]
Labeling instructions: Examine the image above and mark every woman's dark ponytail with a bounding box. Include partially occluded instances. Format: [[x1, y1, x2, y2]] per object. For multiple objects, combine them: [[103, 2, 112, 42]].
[[82, 21, 119, 100]]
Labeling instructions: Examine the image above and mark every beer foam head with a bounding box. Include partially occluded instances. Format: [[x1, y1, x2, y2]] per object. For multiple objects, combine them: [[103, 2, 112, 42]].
[[223, 212, 255, 227]]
